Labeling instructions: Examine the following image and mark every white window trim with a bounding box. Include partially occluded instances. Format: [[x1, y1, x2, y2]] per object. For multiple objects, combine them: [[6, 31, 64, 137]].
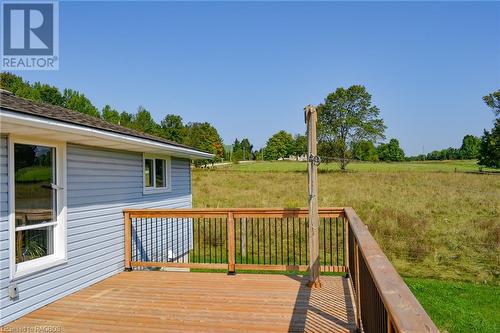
[[8, 135, 68, 281], [143, 153, 172, 195]]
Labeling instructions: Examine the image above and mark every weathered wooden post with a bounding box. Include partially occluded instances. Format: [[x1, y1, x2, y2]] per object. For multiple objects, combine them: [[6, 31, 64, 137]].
[[305, 105, 321, 288]]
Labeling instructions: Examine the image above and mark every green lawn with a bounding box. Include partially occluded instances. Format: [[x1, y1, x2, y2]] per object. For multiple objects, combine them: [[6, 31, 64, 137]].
[[225, 159, 496, 173], [406, 278, 499, 333]]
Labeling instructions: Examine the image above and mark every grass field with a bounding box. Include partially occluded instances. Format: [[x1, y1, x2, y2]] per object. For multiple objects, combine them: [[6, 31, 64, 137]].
[[192, 160, 499, 332], [406, 278, 499, 332], [226, 159, 497, 173]]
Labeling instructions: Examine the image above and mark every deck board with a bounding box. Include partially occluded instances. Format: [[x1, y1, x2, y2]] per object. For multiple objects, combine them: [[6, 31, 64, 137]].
[[3, 271, 357, 332]]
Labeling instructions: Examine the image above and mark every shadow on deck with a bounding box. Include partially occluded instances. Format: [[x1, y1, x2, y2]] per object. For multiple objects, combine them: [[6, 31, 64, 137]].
[[3, 271, 357, 332]]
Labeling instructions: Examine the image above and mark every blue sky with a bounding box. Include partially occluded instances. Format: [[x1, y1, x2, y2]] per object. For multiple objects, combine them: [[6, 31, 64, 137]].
[[15, 1, 500, 155]]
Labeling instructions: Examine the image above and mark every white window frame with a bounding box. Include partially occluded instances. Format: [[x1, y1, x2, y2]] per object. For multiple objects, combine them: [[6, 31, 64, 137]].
[[143, 153, 171, 195], [8, 135, 67, 280]]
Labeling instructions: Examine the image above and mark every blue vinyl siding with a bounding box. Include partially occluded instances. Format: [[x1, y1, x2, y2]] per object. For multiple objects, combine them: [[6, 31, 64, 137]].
[[0, 140, 192, 325]]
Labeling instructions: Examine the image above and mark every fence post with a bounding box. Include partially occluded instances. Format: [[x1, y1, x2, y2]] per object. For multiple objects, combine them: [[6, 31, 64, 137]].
[[227, 212, 236, 275], [124, 212, 132, 271]]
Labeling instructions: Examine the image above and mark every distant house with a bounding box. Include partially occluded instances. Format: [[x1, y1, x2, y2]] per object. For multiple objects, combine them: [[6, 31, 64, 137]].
[[0, 89, 212, 325]]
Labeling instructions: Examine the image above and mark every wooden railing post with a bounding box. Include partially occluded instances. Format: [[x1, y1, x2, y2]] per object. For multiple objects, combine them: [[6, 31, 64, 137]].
[[227, 212, 236, 275], [124, 212, 132, 271]]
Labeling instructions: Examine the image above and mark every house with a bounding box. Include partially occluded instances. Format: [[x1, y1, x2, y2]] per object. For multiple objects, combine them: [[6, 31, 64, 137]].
[[0, 89, 212, 325]]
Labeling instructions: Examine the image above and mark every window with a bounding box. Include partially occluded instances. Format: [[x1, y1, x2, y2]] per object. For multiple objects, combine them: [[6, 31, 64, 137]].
[[143, 154, 171, 194], [9, 138, 67, 280]]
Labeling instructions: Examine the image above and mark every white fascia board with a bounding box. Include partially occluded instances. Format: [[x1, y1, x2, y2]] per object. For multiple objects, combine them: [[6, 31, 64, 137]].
[[0, 108, 214, 160]]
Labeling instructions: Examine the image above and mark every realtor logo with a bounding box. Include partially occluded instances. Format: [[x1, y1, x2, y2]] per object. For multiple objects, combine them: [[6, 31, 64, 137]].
[[2, 1, 59, 70]]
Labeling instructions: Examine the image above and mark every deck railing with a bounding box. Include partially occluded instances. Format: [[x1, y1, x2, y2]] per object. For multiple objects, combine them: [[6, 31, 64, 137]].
[[123, 207, 439, 333], [123, 208, 346, 273]]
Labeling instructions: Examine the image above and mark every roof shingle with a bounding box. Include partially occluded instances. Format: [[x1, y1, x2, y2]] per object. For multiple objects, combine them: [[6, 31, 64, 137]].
[[0, 90, 210, 155]]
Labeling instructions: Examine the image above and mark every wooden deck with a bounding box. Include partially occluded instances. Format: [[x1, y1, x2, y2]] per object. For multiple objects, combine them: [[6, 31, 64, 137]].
[[4, 271, 357, 332]]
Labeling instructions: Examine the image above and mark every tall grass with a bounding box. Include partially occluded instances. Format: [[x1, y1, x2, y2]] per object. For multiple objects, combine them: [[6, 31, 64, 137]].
[[193, 166, 500, 284]]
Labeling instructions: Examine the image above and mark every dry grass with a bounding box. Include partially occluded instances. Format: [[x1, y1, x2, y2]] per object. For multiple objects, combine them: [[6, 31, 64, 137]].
[[193, 167, 500, 283]]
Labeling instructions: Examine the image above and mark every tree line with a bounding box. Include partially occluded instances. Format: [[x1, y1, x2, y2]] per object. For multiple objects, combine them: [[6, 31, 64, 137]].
[[1, 73, 497, 169], [0, 73, 224, 165], [308, 85, 498, 169]]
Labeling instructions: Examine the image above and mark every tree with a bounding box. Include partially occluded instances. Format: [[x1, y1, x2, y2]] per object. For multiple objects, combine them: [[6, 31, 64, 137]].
[[263, 130, 293, 160], [32, 82, 65, 106], [102, 105, 121, 124], [131, 106, 160, 135], [160, 114, 185, 143], [459, 135, 481, 159], [240, 138, 253, 160], [119, 111, 133, 128], [352, 140, 378, 161], [184, 122, 224, 164], [377, 139, 405, 161], [291, 134, 307, 159], [479, 90, 500, 168], [317, 85, 386, 170], [479, 120, 500, 168], [482, 90, 500, 118], [63, 89, 100, 117]]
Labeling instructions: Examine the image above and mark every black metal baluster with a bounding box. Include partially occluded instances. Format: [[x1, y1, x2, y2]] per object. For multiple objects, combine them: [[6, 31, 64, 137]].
[[155, 218, 159, 262], [176, 218, 180, 263], [293, 218, 296, 266], [170, 217, 174, 262], [225, 217, 228, 263], [323, 218, 326, 269], [299, 218, 302, 265], [182, 218, 186, 263], [220, 218, 223, 263], [342, 217, 345, 266], [246, 218, 248, 264], [274, 218, 277, 265], [286, 217, 290, 266], [203, 218, 206, 263], [239, 219, 243, 264], [269, 217, 272, 264], [330, 217, 334, 267], [251, 218, 254, 264], [209, 218, 212, 263], [134, 219, 138, 262], [196, 218, 200, 263], [145, 218, 149, 261], [335, 217, 339, 266], [263, 218, 266, 264], [280, 218, 283, 265], [142, 218, 145, 262], [257, 218, 260, 264], [305, 218, 308, 265], [162, 218, 165, 262]]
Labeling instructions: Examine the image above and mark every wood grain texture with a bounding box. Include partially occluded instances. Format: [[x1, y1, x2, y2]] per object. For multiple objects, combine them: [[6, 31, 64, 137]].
[[2, 271, 357, 333]]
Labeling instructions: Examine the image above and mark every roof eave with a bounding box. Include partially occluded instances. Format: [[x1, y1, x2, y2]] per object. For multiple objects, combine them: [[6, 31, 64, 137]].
[[0, 108, 214, 160]]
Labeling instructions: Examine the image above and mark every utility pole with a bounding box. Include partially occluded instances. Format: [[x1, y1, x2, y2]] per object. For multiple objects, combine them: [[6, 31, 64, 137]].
[[305, 104, 321, 288]]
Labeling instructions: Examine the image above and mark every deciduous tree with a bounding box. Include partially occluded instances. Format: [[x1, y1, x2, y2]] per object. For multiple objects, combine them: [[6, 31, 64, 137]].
[[377, 139, 405, 161], [459, 135, 481, 159], [263, 130, 293, 160], [317, 85, 386, 170], [160, 114, 185, 143], [479, 90, 500, 168]]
